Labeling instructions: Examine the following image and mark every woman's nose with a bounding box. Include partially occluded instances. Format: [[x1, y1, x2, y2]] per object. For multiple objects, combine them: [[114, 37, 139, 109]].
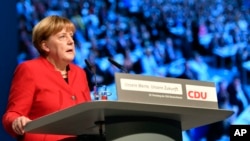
[[67, 35, 74, 44]]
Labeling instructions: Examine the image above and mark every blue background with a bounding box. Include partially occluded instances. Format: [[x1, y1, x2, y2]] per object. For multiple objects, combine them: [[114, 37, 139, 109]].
[[1, 0, 250, 141]]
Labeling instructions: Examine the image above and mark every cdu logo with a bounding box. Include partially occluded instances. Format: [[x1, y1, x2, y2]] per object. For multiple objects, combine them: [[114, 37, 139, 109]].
[[230, 125, 250, 141]]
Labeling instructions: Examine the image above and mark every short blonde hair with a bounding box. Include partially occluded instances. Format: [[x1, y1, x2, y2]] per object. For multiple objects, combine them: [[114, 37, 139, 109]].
[[32, 15, 76, 56]]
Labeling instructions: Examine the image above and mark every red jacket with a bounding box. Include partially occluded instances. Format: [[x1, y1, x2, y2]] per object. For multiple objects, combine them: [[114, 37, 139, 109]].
[[2, 57, 91, 141]]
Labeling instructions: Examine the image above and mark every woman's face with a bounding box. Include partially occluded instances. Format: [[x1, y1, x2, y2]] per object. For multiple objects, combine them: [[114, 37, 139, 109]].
[[43, 28, 75, 64]]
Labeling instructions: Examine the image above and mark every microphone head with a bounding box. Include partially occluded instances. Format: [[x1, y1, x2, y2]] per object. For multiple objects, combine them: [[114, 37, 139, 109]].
[[108, 57, 122, 68], [108, 57, 128, 73]]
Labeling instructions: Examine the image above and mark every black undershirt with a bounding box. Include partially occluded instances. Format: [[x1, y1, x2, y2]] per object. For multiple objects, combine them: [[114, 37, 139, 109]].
[[64, 78, 68, 83]]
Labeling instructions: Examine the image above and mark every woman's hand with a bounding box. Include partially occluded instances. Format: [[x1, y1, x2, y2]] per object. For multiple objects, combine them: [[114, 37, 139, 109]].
[[12, 116, 32, 135]]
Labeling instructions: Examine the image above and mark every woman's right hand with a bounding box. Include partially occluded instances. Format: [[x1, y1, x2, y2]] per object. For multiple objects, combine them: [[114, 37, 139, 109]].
[[12, 116, 32, 135]]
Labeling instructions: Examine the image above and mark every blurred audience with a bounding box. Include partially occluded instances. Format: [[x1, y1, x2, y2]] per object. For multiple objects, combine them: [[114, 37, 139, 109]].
[[15, 0, 250, 140], [188, 52, 209, 81], [177, 61, 198, 80], [205, 80, 238, 141], [227, 75, 249, 116]]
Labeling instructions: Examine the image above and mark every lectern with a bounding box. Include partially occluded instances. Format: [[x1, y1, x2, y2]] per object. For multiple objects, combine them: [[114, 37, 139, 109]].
[[24, 73, 234, 141]]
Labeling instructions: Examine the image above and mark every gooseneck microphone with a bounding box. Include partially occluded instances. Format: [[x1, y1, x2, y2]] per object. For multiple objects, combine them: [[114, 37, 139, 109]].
[[108, 57, 128, 73], [85, 59, 99, 100]]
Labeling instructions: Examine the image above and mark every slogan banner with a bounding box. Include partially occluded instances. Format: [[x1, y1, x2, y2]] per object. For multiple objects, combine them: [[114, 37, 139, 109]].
[[115, 73, 218, 109]]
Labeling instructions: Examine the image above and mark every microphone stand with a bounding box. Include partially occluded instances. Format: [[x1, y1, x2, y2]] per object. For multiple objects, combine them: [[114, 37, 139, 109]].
[[92, 67, 99, 101], [85, 59, 99, 100]]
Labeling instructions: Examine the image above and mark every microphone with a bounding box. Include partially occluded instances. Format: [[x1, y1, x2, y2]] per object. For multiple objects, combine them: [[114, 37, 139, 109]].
[[108, 57, 128, 73], [85, 59, 94, 73], [85, 59, 99, 100]]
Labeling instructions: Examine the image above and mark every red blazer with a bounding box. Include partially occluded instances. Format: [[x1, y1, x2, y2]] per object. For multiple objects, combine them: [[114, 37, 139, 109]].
[[2, 57, 91, 141]]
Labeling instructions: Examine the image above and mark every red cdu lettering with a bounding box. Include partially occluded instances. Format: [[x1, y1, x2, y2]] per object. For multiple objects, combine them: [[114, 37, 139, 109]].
[[188, 91, 207, 99]]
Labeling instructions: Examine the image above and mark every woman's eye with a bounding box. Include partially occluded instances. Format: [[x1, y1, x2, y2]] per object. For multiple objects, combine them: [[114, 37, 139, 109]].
[[60, 35, 65, 38]]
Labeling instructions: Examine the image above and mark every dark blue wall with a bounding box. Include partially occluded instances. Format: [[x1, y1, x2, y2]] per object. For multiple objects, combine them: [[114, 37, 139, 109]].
[[0, 1, 18, 141]]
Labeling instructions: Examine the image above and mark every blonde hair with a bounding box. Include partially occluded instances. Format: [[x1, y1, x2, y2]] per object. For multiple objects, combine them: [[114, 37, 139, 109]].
[[32, 15, 76, 56]]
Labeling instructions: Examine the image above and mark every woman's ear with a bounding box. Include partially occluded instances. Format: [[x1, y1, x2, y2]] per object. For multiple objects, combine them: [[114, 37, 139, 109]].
[[41, 41, 49, 52]]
